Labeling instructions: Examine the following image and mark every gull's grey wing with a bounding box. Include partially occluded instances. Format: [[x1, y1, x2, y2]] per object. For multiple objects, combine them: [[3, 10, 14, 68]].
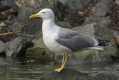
[[56, 28, 97, 51]]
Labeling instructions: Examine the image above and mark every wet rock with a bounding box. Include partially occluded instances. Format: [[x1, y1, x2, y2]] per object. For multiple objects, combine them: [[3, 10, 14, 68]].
[[0, 0, 19, 12], [40, 68, 119, 80], [26, 38, 55, 60], [92, 72, 119, 80], [0, 40, 5, 53], [40, 63, 119, 80], [5, 37, 33, 57], [40, 68, 91, 80], [84, 0, 112, 25], [83, 16, 110, 25], [116, 0, 119, 5], [26, 47, 55, 60]]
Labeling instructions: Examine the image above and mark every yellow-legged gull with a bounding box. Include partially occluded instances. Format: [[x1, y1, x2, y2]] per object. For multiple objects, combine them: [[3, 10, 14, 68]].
[[30, 8, 106, 72]]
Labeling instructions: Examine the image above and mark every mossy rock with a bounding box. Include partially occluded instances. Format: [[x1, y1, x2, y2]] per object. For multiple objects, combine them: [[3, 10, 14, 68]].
[[26, 38, 55, 60]]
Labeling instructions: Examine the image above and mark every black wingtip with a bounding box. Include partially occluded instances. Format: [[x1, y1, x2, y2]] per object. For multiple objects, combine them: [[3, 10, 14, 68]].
[[98, 39, 110, 46]]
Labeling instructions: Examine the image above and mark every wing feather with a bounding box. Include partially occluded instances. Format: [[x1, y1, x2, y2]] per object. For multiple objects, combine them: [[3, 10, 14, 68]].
[[56, 28, 97, 51]]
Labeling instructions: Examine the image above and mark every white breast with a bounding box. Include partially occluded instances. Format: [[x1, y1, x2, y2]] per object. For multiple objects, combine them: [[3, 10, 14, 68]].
[[42, 26, 71, 53]]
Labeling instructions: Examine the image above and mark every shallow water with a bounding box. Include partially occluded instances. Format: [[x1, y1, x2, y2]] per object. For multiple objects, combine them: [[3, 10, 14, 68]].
[[0, 57, 52, 80], [0, 57, 116, 80]]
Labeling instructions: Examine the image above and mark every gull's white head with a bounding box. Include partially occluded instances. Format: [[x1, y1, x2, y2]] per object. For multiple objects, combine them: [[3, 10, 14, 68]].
[[30, 8, 54, 19]]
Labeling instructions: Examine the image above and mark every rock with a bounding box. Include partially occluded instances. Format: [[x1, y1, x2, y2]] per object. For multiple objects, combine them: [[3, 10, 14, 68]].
[[15, 0, 26, 7], [116, 0, 119, 5], [9, 22, 24, 32], [40, 68, 119, 80], [84, 0, 112, 25], [5, 37, 33, 57], [53, 0, 91, 14], [0, 40, 5, 53], [15, 0, 53, 37], [26, 47, 55, 60], [92, 72, 119, 80], [83, 16, 111, 25], [92, 0, 112, 17], [26, 38, 55, 60], [53, 0, 91, 20], [0, 22, 6, 27], [0, 0, 19, 12], [73, 23, 96, 37], [113, 30, 119, 45], [0, 22, 6, 30], [56, 21, 72, 28], [40, 68, 91, 80]]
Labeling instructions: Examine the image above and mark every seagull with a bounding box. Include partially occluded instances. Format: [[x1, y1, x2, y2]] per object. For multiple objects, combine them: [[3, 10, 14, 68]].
[[30, 8, 107, 72]]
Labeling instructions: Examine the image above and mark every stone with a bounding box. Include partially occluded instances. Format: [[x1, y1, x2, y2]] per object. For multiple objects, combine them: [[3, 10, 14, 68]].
[[0, 22, 6, 30], [53, 0, 91, 14], [0, 22, 6, 27], [53, 0, 91, 20], [92, 72, 119, 80], [5, 37, 33, 57], [40, 68, 91, 80], [83, 0, 112, 25], [92, 0, 112, 17], [26, 38, 55, 60], [116, 0, 119, 5], [56, 21, 72, 28], [40, 68, 119, 80], [73, 23, 96, 37], [83, 16, 111, 25], [0, 0, 19, 12], [26, 47, 55, 60], [9, 22, 24, 32], [0, 40, 5, 53]]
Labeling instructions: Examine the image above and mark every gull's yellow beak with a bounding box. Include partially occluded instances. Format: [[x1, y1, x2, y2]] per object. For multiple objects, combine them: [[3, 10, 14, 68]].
[[30, 14, 39, 19]]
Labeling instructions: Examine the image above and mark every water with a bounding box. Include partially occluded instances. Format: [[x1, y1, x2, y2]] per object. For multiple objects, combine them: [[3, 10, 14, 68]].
[[0, 57, 52, 80], [0, 57, 116, 80]]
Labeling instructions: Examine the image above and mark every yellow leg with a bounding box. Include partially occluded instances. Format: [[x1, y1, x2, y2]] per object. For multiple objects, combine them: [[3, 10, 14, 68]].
[[55, 54, 68, 72]]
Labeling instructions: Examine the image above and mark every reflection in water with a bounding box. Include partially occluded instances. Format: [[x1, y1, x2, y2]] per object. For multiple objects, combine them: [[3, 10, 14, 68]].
[[0, 57, 115, 80], [0, 57, 52, 80]]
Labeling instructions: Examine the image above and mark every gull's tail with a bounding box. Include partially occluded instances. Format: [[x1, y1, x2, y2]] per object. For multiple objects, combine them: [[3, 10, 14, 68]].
[[87, 46, 104, 50]]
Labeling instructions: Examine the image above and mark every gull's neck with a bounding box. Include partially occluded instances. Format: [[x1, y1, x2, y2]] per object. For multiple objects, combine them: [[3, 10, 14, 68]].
[[42, 17, 58, 32]]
